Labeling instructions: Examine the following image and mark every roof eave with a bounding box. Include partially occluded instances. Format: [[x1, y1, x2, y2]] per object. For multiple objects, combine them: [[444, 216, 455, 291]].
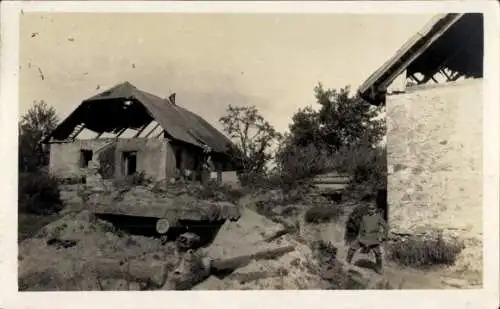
[[357, 13, 464, 106]]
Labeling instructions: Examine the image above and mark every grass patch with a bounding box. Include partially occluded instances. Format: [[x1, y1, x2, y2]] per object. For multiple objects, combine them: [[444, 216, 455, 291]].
[[18, 213, 59, 242], [304, 205, 343, 224], [387, 235, 465, 268]]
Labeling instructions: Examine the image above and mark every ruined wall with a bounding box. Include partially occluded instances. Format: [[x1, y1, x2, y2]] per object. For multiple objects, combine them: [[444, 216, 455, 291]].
[[49, 138, 168, 181], [114, 138, 167, 181], [49, 139, 114, 179], [387, 79, 483, 240]]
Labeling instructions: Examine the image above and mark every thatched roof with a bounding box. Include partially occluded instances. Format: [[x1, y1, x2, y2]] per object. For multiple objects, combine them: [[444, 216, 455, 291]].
[[44, 81, 234, 154]]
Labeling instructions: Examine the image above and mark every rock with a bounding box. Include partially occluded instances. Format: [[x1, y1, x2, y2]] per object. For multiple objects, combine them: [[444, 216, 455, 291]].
[[228, 261, 288, 283], [203, 208, 288, 262], [210, 244, 295, 272], [176, 233, 201, 251], [169, 250, 210, 290]]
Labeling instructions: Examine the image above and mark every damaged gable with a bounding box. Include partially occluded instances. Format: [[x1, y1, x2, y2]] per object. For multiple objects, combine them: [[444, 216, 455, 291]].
[[44, 81, 234, 154]]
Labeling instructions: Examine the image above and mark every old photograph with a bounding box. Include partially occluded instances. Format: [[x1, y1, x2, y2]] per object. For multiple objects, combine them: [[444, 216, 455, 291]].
[[16, 10, 484, 291]]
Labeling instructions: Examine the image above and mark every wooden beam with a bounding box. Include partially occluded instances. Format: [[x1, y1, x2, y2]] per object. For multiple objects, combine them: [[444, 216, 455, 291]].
[[378, 14, 464, 90], [410, 74, 421, 84], [144, 123, 160, 138], [115, 128, 127, 138], [440, 69, 452, 81], [451, 72, 463, 81], [70, 124, 85, 140], [133, 121, 151, 137], [94, 132, 104, 139]]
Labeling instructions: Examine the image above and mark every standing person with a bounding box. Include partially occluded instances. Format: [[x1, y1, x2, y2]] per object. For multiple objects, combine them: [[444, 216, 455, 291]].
[[346, 203, 389, 274]]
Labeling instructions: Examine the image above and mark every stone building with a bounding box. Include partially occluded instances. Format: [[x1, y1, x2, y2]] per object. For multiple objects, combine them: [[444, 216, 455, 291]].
[[42, 81, 238, 183], [357, 12, 483, 241]]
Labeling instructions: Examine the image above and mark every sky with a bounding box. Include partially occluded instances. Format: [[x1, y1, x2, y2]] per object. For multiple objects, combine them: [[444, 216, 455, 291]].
[[19, 13, 435, 135]]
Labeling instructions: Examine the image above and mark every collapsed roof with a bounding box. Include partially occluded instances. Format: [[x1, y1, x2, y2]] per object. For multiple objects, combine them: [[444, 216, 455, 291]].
[[44, 81, 234, 154], [357, 13, 484, 106]]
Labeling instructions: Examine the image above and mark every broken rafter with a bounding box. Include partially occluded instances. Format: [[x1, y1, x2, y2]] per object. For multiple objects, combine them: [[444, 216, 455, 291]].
[[134, 121, 151, 137], [156, 130, 165, 139], [115, 128, 127, 138], [69, 123, 85, 140], [451, 72, 463, 81], [440, 69, 452, 81], [94, 132, 104, 139], [144, 123, 160, 138], [419, 30, 476, 85], [410, 74, 421, 84]]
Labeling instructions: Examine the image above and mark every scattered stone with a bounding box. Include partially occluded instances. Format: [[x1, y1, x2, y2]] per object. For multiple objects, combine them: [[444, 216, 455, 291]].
[[176, 233, 201, 251]]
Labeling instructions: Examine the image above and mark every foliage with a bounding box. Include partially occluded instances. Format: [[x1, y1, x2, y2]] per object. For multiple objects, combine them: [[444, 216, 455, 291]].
[[18, 172, 63, 215], [387, 234, 465, 268], [219, 105, 282, 185], [19, 100, 59, 173], [97, 143, 117, 179], [286, 84, 385, 151], [275, 83, 386, 188], [304, 205, 344, 224], [196, 180, 246, 204]]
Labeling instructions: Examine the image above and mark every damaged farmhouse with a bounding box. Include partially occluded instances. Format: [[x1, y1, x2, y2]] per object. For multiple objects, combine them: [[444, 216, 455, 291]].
[[42, 82, 237, 184], [358, 13, 483, 248]]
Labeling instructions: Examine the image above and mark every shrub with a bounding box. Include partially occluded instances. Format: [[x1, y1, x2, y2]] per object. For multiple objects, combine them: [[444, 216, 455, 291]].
[[19, 172, 63, 215], [304, 205, 343, 224], [387, 234, 465, 268], [97, 143, 116, 179], [276, 143, 336, 185], [196, 180, 246, 204]]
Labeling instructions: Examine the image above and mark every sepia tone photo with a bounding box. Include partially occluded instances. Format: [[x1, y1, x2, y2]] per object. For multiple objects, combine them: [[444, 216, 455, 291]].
[[16, 11, 483, 292]]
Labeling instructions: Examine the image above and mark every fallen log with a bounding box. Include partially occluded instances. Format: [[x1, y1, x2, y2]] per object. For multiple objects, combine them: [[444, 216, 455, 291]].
[[210, 244, 295, 271], [85, 258, 168, 287], [228, 266, 289, 283]]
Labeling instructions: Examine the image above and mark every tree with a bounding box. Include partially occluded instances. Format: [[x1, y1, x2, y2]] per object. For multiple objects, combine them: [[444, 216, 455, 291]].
[[275, 83, 386, 182], [219, 105, 282, 183], [307, 83, 385, 151], [19, 100, 59, 173]]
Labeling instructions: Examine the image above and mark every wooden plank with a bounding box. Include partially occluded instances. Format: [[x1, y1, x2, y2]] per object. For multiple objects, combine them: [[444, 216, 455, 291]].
[[133, 121, 151, 137], [144, 123, 160, 138], [115, 128, 127, 138]]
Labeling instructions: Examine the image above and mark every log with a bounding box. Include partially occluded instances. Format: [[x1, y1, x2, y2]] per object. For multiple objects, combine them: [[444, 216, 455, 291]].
[[156, 218, 171, 234], [85, 258, 168, 287], [92, 198, 240, 222], [228, 266, 289, 283], [210, 244, 295, 271]]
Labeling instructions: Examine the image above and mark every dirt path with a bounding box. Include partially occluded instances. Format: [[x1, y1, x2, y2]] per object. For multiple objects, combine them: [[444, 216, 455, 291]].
[[302, 207, 478, 289]]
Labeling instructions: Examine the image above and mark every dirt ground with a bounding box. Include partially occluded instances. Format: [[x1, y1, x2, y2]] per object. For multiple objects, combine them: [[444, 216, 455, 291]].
[[18, 182, 482, 291]]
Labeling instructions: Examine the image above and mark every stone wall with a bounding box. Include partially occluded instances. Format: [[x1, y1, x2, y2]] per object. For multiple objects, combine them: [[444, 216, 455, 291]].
[[49, 137, 238, 184], [49, 139, 114, 179], [114, 138, 168, 181], [49, 138, 168, 181], [387, 78, 483, 240]]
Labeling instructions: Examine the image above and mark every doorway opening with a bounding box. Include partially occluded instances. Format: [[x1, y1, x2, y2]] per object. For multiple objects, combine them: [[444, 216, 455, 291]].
[[122, 151, 137, 176]]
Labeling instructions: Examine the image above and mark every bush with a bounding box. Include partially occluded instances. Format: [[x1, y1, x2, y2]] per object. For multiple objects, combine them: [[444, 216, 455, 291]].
[[97, 143, 116, 179], [304, 205, 344, 224], [276, 143, 336, 185], [387, 234, 465, 268], [19, 172, 63, 215], [196, 180, 246, 204]]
